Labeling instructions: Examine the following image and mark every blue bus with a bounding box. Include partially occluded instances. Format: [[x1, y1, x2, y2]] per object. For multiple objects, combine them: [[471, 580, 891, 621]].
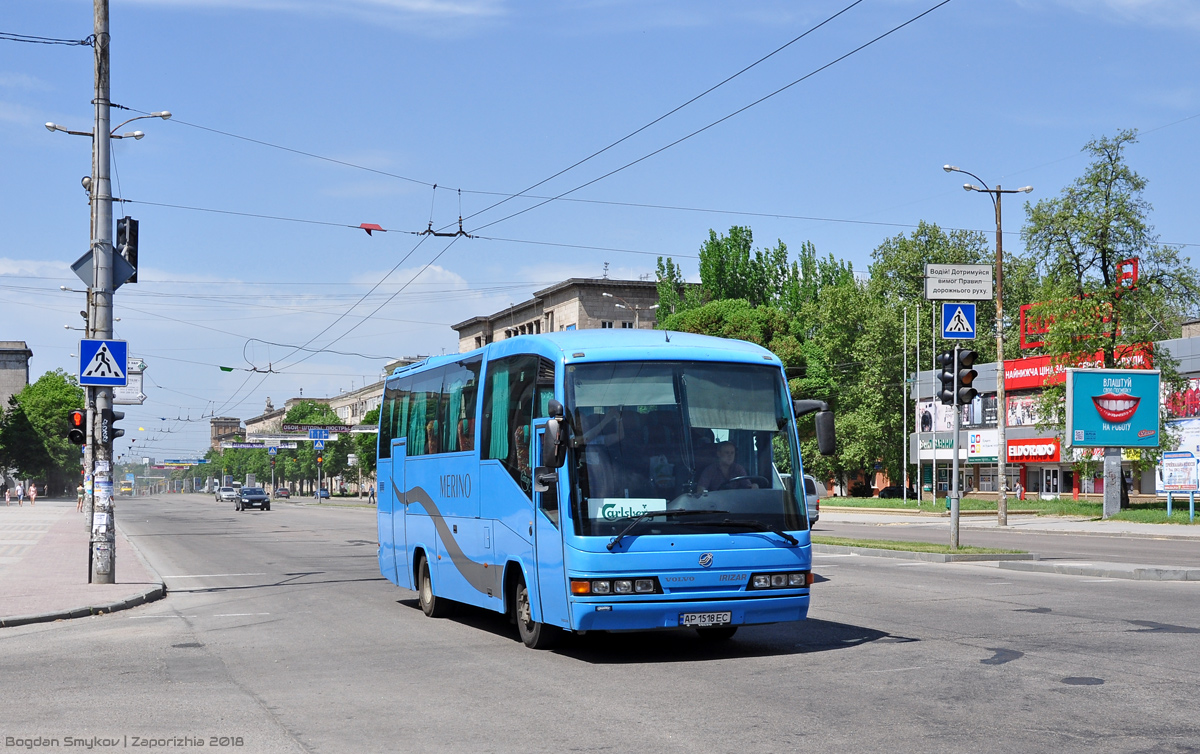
[[376, 330, 834, 648]]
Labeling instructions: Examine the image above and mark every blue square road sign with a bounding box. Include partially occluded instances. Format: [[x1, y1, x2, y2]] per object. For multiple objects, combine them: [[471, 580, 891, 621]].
[[942, 303, 977, 340], [79, 339, 128, 386]]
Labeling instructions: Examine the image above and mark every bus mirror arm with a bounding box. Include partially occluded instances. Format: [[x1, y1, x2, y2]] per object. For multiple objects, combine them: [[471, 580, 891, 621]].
[[793, 400, 836, 457], [534, 467, 558, 493]]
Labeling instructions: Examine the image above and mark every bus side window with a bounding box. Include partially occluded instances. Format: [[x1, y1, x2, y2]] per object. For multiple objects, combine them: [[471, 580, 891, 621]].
[[441, 357, 481, 453], [379, 379, 398, 459], [483, 354, 553, 496], [406, 368, 445, 457]]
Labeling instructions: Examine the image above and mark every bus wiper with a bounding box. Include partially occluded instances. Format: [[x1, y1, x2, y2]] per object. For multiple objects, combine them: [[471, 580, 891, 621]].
[[688, 519, 800, 546], [606, 509, 724, 551]]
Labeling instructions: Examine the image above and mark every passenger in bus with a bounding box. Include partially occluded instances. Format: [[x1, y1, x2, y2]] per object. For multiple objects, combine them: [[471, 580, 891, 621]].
[[426, 420, 440, 455], [698, 441, 757, 491]]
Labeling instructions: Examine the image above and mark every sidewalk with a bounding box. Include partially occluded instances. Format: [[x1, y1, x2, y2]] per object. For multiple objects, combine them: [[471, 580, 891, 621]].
[[0, 497, 163, 628], [818, 509, 1200, 581]]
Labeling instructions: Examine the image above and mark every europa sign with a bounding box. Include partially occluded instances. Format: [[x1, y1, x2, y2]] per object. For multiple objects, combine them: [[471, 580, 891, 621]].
[[1065, 368, 1161, 448]]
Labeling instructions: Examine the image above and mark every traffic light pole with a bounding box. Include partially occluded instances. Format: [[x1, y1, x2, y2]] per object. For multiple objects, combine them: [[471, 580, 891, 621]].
[[89, 0, 117, 584], [950, 346, 961, 550]]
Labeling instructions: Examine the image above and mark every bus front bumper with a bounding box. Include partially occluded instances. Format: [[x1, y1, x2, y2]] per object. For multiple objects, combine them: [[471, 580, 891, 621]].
[[571, 592, 809, 632]]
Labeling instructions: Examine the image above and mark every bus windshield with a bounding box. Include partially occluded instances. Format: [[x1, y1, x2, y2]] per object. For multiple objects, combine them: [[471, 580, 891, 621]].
[[565, 361, 806, 539]]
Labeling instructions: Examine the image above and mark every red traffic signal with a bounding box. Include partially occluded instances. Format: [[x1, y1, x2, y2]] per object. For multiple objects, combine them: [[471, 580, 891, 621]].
[[316, 454, 323, 465], [67, 409, 86, 445]]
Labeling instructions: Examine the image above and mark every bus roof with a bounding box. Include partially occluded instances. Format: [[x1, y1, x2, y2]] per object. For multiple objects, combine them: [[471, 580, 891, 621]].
[[390, 331, 781, 376]]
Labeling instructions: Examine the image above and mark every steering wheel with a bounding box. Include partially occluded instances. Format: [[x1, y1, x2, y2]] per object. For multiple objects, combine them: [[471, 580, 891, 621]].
[[716, 475, 770, 491]]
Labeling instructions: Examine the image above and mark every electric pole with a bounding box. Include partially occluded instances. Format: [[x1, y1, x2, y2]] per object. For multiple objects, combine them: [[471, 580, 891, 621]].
[[89, 0, 117, 583]]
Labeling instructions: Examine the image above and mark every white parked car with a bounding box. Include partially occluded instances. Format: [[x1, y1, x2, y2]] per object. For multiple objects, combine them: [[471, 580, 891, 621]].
[[215, 487, 237, 502], [803, 474, 829, 525]]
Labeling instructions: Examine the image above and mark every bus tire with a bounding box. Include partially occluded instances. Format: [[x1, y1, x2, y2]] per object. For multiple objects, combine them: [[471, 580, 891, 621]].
[[515, 577, 560, 650], [418, 556, 450, 618], [696, 626, 738, 641]]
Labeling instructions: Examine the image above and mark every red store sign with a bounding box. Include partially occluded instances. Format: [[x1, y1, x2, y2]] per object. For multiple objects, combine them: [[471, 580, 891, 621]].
[[1004, 345, 1153, 391], [1007, 438, 1060, 463]]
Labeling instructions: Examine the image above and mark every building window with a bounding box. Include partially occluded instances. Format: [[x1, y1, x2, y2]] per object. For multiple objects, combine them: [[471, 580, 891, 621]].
[[601, 321, 614, 329], [621, 321, 634, 329]]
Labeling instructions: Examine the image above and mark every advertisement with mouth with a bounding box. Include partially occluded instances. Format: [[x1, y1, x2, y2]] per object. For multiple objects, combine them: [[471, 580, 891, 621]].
[[1065, 368, 1161, 448]]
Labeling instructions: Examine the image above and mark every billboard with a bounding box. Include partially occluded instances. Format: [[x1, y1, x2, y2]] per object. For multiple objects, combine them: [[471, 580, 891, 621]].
[[1065, 369, 1161, 448], [967, 430, 998, 463]]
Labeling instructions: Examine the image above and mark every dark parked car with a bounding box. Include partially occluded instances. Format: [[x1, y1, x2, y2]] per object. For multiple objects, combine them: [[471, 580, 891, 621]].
[[877, 485, 917, 499], [274, 487, 290, 499], [236, 487, 271, 511]]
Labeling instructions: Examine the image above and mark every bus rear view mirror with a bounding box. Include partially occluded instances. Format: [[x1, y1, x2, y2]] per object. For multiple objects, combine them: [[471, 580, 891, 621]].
[[541, 400, 567, 469], [815, 410, 835, 456], [793, 399, 836, 457]]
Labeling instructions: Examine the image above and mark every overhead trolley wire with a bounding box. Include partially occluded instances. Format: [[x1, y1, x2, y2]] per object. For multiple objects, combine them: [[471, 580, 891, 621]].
[[466, 0, 957, 235]]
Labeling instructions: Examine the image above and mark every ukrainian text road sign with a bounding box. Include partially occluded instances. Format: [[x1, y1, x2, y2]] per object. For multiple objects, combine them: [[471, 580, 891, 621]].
[[924, 264, 994, 300], [79, 339, 128, 386], [942, 303, 976, 340]]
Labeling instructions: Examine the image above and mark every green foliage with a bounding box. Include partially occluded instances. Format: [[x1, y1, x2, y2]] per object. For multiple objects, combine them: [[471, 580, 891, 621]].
[[0, 370, 85, 492], [1020, 130, 1200, 479], [283, 400, 341, 425], [354, 407, 380, 476]]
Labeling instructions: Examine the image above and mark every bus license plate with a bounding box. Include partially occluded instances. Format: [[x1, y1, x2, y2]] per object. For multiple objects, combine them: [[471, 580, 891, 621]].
[[680, 611, 732, 627]]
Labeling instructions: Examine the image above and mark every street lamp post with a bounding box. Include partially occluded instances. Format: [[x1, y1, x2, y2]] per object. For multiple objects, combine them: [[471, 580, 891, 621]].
[[602, 292, 658, 329], [46, 0, 170, 581], [943, 165, 1032, 527]]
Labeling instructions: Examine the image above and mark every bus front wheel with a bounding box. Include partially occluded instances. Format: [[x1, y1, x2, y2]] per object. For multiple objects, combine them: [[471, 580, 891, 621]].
[[418, 556, 450, 618], [514, 578, 559, 650]]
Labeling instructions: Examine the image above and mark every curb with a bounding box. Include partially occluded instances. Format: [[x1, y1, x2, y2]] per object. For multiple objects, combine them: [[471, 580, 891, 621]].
[[999, 561, 1200, 581], [813, 543, 1038, 563], [0, 583, 165, 628], [822, 506, 1043, 517]]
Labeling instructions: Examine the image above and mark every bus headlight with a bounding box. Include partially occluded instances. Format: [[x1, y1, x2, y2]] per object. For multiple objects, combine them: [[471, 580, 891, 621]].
[[614, 580, 633, 594], [568, 577, 661, 595], [748, 572, 811, 590], [634, 579, 655, 593], [592, 581, 612, 594]]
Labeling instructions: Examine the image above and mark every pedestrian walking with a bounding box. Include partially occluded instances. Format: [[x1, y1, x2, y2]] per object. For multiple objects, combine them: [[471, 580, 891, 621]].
[[1014, 480, 1024, 501], [15, 483, 23, 506], [77, 483, 86, 512], [4, 487, 9, 506], [368, 484, 376, 505], [28, 482, 36, 506]]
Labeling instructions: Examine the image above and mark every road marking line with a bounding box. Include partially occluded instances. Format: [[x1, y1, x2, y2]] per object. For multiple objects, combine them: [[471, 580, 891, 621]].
[[166, 573, 268, 578], [213, 613, 271, 617], [864, 666, 924, 673]]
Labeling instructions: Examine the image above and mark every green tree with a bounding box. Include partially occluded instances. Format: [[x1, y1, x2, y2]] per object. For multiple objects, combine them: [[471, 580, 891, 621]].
[[0, 370, 85, 494], [1020, 129, 1200, 502]]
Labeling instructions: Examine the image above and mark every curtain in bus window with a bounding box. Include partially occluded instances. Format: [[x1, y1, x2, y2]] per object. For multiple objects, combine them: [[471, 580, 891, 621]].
[[683, 368, 779, 430], [487, 366, 510, 461], [406, 389, 426, 456], [407, 368, 444, 456], [379, 380, 398, 459], [441, 358, 481, 453], [572, 366, 675, 408]]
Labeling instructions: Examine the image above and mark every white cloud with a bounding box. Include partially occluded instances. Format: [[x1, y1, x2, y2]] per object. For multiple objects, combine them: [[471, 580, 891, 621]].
[[0, 72, 49, 91], [0, 258, 73, 278], [1043, 0, 1200, 30], [0, 100, 40, 125]]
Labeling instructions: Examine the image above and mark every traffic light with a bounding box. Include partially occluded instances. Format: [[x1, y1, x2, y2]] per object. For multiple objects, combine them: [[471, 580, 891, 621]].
[[936, 351, 956, 405], [116, 216, 139, 283], [68, 409, 86, 445], [316, 454, 323, 466], [956, 348, 979, 405], [99, 408, 124, 447]]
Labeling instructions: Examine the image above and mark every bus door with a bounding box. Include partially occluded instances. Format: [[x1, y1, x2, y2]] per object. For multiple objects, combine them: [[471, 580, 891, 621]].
[[392, 438, 410, 588], [377, 439, 397, 585], [533, 422, 569, 629]]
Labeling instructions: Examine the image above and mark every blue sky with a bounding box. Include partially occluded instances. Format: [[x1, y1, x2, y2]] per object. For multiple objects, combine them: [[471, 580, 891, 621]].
[[2, 0, 1197, 459]]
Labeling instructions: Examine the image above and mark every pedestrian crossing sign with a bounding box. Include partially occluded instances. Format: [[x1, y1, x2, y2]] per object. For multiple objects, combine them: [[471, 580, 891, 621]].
[[79, 339, 128, 386], [942, 303, 976, 340]]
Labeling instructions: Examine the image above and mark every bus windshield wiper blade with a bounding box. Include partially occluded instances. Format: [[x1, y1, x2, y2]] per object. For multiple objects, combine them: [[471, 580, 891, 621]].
[[606, 509, 724, 551], [688, 519, 799, 546]]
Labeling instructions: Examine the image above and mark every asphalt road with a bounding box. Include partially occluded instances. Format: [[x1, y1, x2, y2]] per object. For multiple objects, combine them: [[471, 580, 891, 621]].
[[814, 516, 1200, 567], [2, 493, 1198, 753]]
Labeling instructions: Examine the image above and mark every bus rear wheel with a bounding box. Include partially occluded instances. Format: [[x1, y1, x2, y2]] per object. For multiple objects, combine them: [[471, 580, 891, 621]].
[[418, 556, 450, 618], [514, 578, 560, 649]]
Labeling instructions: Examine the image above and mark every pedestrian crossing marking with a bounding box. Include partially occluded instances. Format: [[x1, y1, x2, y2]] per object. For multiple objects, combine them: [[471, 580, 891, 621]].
[[945, 307, 974, 333], [82, 343, 125, 379]]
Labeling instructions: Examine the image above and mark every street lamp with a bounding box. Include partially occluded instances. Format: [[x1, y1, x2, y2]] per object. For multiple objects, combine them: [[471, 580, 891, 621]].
[[602, 292, 659, 330], [45, 110, 170, 140], [943, 165, 1032, 527]]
